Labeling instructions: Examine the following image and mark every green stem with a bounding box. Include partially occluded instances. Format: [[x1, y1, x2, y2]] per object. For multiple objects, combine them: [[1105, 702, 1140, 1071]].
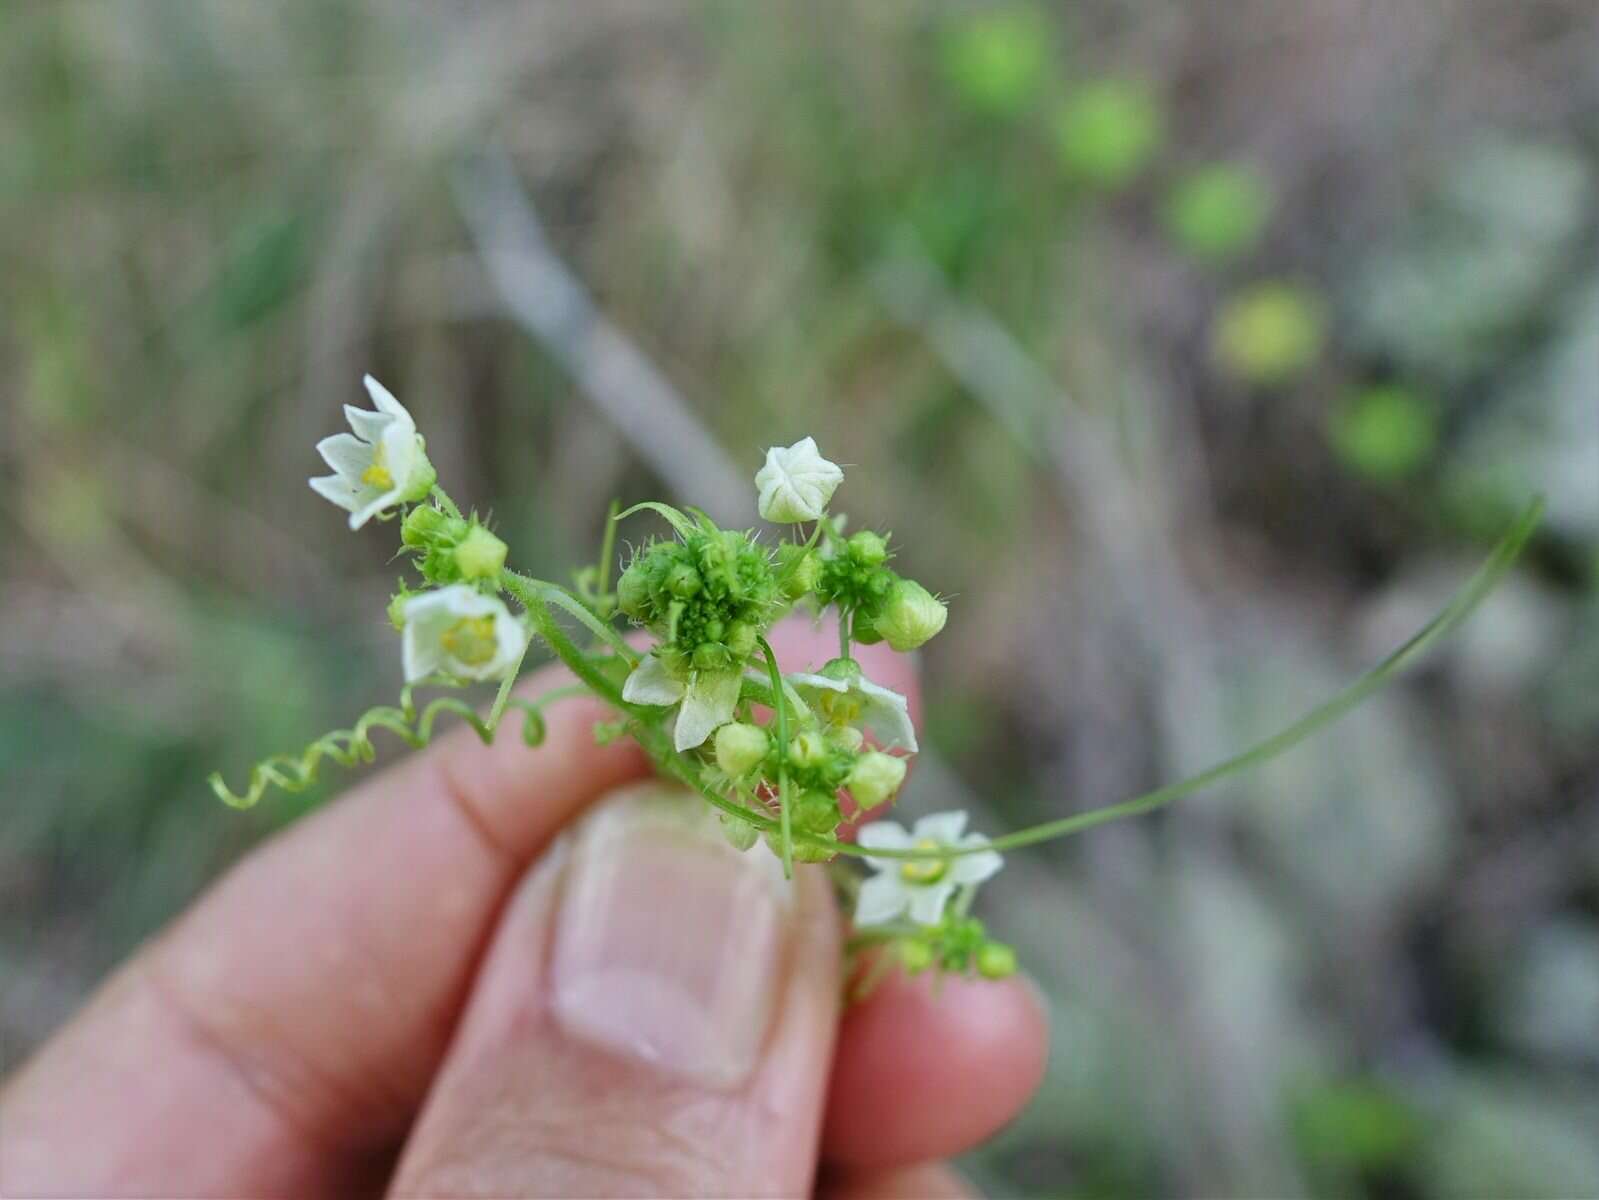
[[429, 486, 463, 520], [596, 498, 620, 598], [759, 635, 795, 878]]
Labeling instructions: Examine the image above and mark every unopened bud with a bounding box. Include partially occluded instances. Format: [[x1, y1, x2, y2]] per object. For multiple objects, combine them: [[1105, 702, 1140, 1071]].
[[788, 729, 830, 769], [401, 505, 461, 549], [714, 722, 770, 778], [898, 939, 935, 973], [665, 562, 702, 599], [792, 789, 840, 835], [976, 941, 1018, 980], [616, 561, 651, 619], [454, 525, 508, 582], [846, 751, 907, 810], [779, 547, 822, 599], [848, 530, 889, 567], [719, 812, 760, 852], [874, 579, 947, 652]]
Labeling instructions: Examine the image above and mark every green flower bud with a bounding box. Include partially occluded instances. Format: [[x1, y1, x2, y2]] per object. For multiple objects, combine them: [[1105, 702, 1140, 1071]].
[[898, 938, 935, 973], [976, 941, 1018, 980], [874, 579, 947, 652], [665, 562, 702, 599], [692, 642, 733, 672], [453, 525, 508, 582], [846, 751, 908, 810], [779, 547, 822, 599], [719, 812, 760, 852], [828, 724, 865, 754], [848, 530, 889, 567], [714, 722, 770, 778], [851, 613, 883, 645], [788, 729, 830, 769], [792, 789, 841, 835], [617, 561, 651, 620], [818, 656, 861, 685], [401, 505, 461, 549], [387, 589, 414, 631], [725, 620, 757, 659]]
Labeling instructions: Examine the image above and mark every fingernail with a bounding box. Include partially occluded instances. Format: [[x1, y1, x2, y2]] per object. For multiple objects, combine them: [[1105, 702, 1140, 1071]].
[[549, 782, 789, 1089]]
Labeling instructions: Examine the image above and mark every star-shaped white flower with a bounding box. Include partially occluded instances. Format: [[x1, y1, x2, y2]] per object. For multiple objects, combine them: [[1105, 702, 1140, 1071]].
[[855, 811, 1003, 927], [755, 437, 844, 523], [622, 653, 744, 752], [402, 585, 527, 683], [310, 376, 435, 529], [785, 661, 918, 752]]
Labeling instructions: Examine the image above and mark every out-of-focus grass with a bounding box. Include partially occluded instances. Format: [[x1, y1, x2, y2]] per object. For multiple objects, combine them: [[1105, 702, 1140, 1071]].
[[5, 2, 1599, 1195]]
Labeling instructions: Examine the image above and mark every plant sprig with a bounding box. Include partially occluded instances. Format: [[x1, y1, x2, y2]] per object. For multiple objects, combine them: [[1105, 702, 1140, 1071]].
[[226, 376, 1544, 982]]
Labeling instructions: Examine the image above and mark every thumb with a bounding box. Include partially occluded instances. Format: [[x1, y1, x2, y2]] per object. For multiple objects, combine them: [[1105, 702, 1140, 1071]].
[[389, 782, 842, 1198]]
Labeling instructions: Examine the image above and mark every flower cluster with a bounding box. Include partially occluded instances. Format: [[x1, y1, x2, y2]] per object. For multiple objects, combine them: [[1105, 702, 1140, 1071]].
[[219, 375, 1533, 990], [281, 383, 1009, 979]]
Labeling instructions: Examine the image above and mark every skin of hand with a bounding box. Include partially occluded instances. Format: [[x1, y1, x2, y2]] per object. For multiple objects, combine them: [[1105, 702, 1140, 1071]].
[[0, 621, 1047, 1198]]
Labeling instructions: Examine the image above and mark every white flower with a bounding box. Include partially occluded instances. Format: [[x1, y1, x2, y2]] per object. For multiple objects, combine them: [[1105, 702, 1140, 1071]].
[[402, 585, 527, 683], [755, 436, 844, 523], [310, 375, 435, 529], [786, 661, 918, 752], [622, 653, 743, 752], [855, 811, 1003, 927]]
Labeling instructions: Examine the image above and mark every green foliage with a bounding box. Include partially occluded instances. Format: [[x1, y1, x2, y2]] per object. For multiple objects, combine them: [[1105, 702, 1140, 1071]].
[[1329, 385, 1438, 481], [1052, 79, 1164, 188], [1162, 164, 1273, 262], [1290, 1078, 1422, 1169], [1212, 281, 1326, 384], [939, 5, 1052, 117]]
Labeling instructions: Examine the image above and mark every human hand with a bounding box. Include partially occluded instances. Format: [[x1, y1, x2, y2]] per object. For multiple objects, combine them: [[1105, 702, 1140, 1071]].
[[0, 622, 1046, 1198]]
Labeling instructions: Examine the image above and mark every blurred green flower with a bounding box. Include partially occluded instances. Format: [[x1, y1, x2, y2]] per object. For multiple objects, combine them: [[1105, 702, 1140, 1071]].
[[1328, 385, 1437, 481], [1162, 164, 1274, 262], [1052, 78, 1163, 188], [940, 5, 1051, 116], [1212, 282, 1326, 384]]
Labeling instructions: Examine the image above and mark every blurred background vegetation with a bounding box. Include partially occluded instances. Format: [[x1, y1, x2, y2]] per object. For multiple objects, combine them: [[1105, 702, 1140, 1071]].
[[4, 2, 1599, 1195]]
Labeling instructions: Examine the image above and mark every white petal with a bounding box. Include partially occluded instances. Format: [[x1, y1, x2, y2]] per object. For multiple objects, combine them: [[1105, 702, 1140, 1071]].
[[489, 609, 530, 676], [785, 671, 848, 694], [856, 819, 913, 870], [363, 374, 410, 420], [381, 422, 429, 496], [755, 437, 844, 523], [913, 811, 968, 844], [348, 486, 403, 530], [343, 403, 392, 445], [673, 670, 742, 751], [907, 881, 956, 926], [622, 655, 686, 706], [854, 874, 910, 927], [309, 473, 361, 511], [316, 432, 372, 479], [402, 614, 449, 683], [950, 842, 1004, 887], [859, 676, 918, 752]]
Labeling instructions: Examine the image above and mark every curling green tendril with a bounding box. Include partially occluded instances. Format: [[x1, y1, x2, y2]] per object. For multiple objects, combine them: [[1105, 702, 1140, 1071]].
[[208, 681, 585, 810]]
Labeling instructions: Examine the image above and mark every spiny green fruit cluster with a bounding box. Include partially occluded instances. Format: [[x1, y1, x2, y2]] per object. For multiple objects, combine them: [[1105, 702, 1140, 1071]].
[[617, 520, 783, 674], [400, 506, 508, 588], [816, 531, 947, 653], [897, 916, 1017, 980]]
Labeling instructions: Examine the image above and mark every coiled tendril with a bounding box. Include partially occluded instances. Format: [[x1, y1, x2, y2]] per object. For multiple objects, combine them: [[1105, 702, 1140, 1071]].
[[208, 681, 569, 810]]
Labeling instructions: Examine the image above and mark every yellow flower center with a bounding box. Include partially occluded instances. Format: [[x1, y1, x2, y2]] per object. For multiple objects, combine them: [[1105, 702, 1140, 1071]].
[[361, 444, 395, 490], [818, 689, 864, 726], [440, 616, 498, 667], [900, 838, 949, 885]]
